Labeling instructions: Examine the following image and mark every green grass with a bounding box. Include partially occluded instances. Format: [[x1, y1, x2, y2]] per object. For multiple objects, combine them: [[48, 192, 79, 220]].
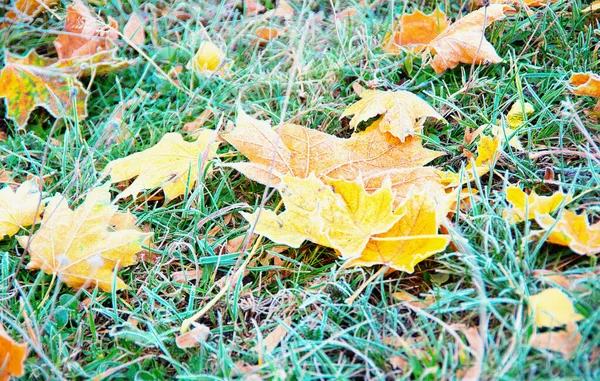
[[1, 0, 600, 379]]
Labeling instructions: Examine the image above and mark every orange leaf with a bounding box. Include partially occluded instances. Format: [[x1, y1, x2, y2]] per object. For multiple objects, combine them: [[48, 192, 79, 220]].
[[422, 5, 513, 74], [222, 109, 442, 187], [16, 184, 152, 291], [255, 27, 285, 45], [2, 0, 59, 26], [569, 72, 600, 97], [535, 211, 600, 256], [383, 8, 449, 53], [54, 0, 118, 60], [347, 194, 450, 272], [0, 326, 27, 381]]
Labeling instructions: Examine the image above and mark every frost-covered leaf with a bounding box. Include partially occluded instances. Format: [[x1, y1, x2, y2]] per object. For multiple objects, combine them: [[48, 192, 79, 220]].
[[0, 180, 44, 239]]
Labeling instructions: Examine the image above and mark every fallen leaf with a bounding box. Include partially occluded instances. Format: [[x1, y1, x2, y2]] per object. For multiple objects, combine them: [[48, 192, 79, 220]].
[[439, 134, 500, 187], [347, 193, 450, 272], [451, 324, 483, 381], [183, 109, 215, 137], [533, 269, 600, 291], [530, 328, 581, 357], [0, 180, 44, 239], [16, 184, 152, 291], [341, 89, 442, 141], [569, 72, 600, 97], [53, 49, 136, 77], [506, 101, 534, 129], [189, 41, 228, 75], [54, 0, 118, 60], [263, 0, 294, 20], [222, 109, 442, 187], [172, 269, 202, 283], [389, 355, 408, 371], [0, 325, 27, 381], [123, 13, 145, 45], [473, 0, 557, 6], [502, 186, 570, 224], [255, 318, 291, 355], [176, 324, 211, 348], [2, 0, 59, 25], [535, 211, 600, 256], [245, 0, 265, 15], [243, 174, 400, 258], [422, 5, 514, 74], [582, 1, 600, 13], [104, 130, 220, 201], [391, 290, 433, 309], [255, 27, 285, 45], [0, 50, 88, 129], [529, 288, 584, 329], [383, 8, 449, 53]]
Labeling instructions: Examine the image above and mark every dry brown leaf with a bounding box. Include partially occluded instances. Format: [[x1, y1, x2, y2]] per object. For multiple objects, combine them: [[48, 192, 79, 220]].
[[183, 109, 214, 136], [172, 269, 202, 283], [123, 13, 145, 45], [341, 89, 442, 141], [422, 5, 513, 74], [391, 290, 433, 309], [176, 324, 211, 348], [451, 324, 483, 381], [245, 0, 265, 15], [54, 0, 118, 60], [389, 355, 408, 371], [533, 269, 599, 291], [530, 322, 581, 357], [255, 317, 291, 356], [2, 0, 59, 26], [263, 0, 294, 19], [0, 325, 27, 381], [221, 109, 442, 188]]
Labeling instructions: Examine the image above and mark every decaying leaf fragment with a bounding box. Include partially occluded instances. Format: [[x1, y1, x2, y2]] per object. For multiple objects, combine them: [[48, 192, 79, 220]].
[[0, 180, 44, 239], [105, 130, 220, 201], [243, 175, 400, 258], [347, 193, 450, 272], [569, 72, 600, 97], [16, 184, 152, 291], [54, 0, 118, 60], [502, 186, 570, 224], [2, 0, 59, 25], [535, 211, 600, 256], [0, 50, 88, 129], [0, 325, 27, 381], [529, 288, 584, 329], [382, 8, 449, 53], [341, 90, 442, 141], [222, 109, 442, 188], [422, 5, 514, 74]]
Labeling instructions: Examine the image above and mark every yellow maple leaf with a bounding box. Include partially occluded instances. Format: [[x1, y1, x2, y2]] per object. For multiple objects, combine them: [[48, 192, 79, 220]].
[[341, 90, 442, 141], [0, 325, 27, 381], [347, 193, 450, 272], [243, 174, 400, 258], [535, 211, 600, 256], [422, 5, 514, 74], [529, 288, 584, 329], [439, 134, 500, 187], [503, 186, 570, 224], [0, 180, 44, 239], [582, 0, 600, 12], [16, 184, 152, 291], [105, 130, 220, 201], [382, 8, 449, 53], [189, 41, 228, 75], [222, 109, 442, 190], [569, 72, 600, 97]]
